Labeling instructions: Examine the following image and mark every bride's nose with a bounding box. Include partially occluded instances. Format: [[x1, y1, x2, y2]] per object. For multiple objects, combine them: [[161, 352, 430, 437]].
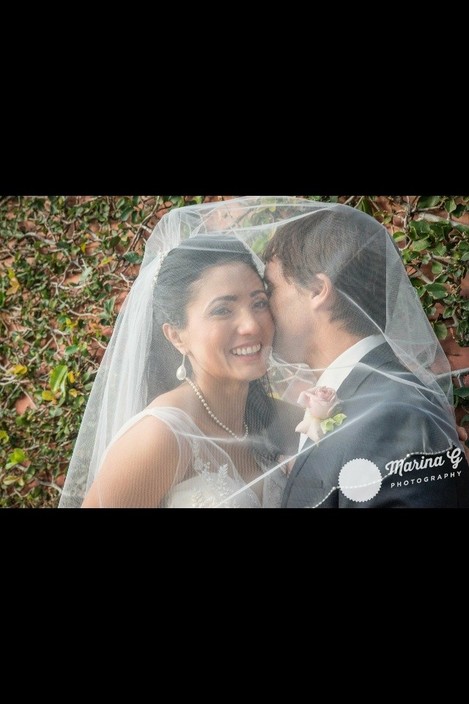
[[236, 308, 261, 335]]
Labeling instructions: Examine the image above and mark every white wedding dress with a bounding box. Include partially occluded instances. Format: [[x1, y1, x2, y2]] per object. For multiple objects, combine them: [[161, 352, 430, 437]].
[[97, 407, 285, 508]]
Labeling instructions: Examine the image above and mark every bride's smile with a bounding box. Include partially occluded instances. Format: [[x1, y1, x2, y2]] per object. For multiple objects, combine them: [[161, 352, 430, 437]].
[[231, 343, 262, 355]]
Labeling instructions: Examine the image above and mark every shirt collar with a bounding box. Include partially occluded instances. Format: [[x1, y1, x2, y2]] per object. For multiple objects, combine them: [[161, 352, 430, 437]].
[[316, 334, 385, 391], [297, 335, 384, 452]]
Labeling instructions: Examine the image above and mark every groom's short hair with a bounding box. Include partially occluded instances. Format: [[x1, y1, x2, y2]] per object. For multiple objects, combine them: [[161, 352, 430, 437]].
[[263, 205, 387, 336]]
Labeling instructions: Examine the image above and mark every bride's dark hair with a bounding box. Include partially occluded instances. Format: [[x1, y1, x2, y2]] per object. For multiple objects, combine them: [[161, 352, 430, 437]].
[[149, 235, 279, 457]]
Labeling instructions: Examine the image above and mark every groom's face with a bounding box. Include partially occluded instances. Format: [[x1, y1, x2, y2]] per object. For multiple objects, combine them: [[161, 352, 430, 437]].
[[264, 258, 312, 364]]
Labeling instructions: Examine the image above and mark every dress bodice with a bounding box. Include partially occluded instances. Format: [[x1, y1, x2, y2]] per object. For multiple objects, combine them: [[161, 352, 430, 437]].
[[163, 473, 261, 508], [97, 406, 285, 508]]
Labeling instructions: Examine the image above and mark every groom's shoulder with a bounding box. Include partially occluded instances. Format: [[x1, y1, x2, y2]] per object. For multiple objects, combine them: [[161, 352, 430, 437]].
[[358, 348, 432, 400]]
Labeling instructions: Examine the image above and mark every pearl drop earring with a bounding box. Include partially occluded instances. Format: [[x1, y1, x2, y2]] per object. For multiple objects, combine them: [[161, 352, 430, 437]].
[[176, 354, 187, 381]]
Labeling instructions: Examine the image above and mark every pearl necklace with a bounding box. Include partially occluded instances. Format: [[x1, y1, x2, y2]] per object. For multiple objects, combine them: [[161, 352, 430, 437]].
[[186, 378, 249, 441]]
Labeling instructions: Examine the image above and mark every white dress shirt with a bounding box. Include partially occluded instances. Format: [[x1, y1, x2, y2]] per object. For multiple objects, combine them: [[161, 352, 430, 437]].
[[298, 334, 384, 451]]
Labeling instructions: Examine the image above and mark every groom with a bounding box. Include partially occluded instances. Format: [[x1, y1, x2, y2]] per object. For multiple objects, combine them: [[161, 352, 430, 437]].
[[263, 204, 469, 508]]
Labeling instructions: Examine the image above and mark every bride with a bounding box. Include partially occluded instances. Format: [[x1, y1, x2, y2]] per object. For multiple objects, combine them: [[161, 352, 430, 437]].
[[60, 198, 308, 508], [80, 235, 298, 507]]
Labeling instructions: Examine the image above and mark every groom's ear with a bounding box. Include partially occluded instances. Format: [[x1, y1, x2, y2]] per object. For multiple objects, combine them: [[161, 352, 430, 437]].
[[310, 273, 333, 309], [162, 323, 186, 353]]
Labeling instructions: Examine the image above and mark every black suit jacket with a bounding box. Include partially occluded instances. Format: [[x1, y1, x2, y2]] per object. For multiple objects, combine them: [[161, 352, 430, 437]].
[[282, 344, 469, 508]]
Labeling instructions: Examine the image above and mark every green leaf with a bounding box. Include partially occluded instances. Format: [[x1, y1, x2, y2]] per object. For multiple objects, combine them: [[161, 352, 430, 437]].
[[65, 344, 80, 355], [431, 261, 444, 275], [430, 221, 452, 238], [418, 196, 441, 209], [452, 204, 467, 218], [6, 448, 27, 468], [432, 243, 447, 256], [3, 475, 20, 486], [120, 206, 133, 222], [49, 407, 63, 417], [412, 238, 431, 252], [444, 198, 457, 213], [50, 364, 68, 394], [409, 220, 431, 238], [56, 240, 71, 250], [122, 252, 142, 264], [454, 387, 469, 399], [104, 297, 116, 316], [0, 430, 9, 444], [460, 414, 469, 424], [332, 413, 347, 425], [80, 265, 93, 283], [425, 283, 448, 300], [11, 364, 28, 376], [393, 231, 407, 243], [320, 418, 335, 433], [433, 322, 448, 340], [320, 413, 347, 435], [356, 197, 373, 215]]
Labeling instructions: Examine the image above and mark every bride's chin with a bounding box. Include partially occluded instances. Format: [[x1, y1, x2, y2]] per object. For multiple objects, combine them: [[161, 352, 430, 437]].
[[236, 366, 268, 383]]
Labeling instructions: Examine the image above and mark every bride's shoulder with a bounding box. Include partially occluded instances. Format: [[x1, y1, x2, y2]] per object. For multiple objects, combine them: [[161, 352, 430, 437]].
[[118, 388, 198, 442], [93, 408, 191, 508], [106, 410, 180, 461], [99, 407, 192, 485]]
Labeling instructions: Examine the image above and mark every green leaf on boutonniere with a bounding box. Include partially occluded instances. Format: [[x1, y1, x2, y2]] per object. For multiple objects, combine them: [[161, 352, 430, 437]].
[[320, 413, 347, 435]]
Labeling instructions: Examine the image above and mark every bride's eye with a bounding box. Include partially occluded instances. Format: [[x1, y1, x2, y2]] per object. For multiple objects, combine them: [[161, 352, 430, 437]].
[[211, 306, 231, 316], [253, 298, 269, 310]]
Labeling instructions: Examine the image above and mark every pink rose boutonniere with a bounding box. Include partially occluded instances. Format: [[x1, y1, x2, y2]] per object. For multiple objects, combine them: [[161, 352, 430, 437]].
[[295, 386, 347, 443]]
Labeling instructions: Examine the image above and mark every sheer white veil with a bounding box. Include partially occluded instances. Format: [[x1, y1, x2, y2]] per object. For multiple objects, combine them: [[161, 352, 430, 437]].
[[59, 197, 460, 508]]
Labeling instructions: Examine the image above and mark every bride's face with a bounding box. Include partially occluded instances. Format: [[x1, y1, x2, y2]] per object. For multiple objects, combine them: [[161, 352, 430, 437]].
[[180, 262, 274, 383]]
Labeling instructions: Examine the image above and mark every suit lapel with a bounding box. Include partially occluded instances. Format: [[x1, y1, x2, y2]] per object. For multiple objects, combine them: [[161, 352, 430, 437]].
[[335, 342, 398, 400], [284, 343, 400, 503], [286, 438, 314, 486]]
